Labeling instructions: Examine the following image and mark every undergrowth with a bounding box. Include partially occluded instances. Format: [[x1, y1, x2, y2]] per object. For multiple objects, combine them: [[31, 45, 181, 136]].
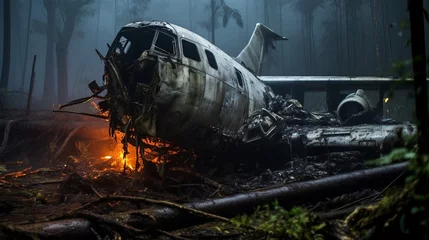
[[225, 138, 428, 239], [229, 200, 326, 240]]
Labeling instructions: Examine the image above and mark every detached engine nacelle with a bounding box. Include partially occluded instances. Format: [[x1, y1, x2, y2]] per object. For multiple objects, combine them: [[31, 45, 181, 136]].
[[336, 89, 372, 122]]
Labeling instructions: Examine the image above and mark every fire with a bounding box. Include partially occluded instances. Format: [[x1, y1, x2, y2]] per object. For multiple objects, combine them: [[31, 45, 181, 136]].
[[105, 144, 136, 171], [87, 131, 196, 175], [384, 97, 389, 103]]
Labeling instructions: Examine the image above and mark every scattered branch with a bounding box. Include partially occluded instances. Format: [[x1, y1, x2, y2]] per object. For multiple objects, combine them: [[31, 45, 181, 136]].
[[74, 195, 231, 223]]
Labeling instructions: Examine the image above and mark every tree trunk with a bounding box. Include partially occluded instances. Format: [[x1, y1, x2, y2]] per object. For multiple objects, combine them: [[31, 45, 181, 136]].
[[56, 47, 69, 104], [351, 4, 357, 75], [279, 0, 284, 75], [300, 13, 308, 71], [95, 0, 101, 47], [42, 0, 56, 106], [407, 0, 429, 154], [1, 0, 11, 89], [264, 0, 268, 25], [345, 4, 350, 74], [371, 0, 381, 76], [20, 0, 33, 91], [339, 0, 343, 75], [114, 0, 117, 34], [246, 0, 249, 36], [380, 0, 389, 70], [383, 0, 392, 66], [311, 18, 316, 73], [189, 0, 193, 30], [334, 0, 341, 73], [211, 0, 215, 44], [361, 8, 367, 74]]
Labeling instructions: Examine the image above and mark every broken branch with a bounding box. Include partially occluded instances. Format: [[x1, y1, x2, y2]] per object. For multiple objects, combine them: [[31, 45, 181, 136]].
[[74, 195, 230, 223]]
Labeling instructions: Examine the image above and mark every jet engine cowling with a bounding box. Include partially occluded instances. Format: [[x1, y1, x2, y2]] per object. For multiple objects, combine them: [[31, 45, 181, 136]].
[[336, 89, 372, 122]]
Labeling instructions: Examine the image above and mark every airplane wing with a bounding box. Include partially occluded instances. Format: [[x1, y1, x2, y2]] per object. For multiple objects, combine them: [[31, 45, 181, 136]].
[[258, 76, 418, 91]]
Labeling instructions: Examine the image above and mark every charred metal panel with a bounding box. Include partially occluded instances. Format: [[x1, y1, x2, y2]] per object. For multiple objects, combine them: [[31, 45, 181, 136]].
[[303, 124, 417, 150]]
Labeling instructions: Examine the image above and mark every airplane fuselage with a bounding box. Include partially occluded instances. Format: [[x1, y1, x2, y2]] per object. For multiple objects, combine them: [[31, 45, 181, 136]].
[[104, 21, 275, 150]]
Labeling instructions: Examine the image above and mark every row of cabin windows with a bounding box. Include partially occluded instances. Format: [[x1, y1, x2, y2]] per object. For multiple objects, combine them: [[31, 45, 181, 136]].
[[181, 39, 244, 88], [154, 32, 243, 88]]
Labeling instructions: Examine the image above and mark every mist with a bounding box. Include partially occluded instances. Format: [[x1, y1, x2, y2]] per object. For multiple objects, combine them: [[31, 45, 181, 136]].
[[0, 0, 419, 109]]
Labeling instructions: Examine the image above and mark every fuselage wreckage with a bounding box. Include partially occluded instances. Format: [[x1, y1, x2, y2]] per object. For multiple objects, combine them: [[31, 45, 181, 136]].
[[60, 21, 287, 152], [58, 20, 416, 168]]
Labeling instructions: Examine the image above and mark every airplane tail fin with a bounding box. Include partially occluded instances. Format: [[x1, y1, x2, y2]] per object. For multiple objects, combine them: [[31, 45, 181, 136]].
[[235, 23, 287, 76]]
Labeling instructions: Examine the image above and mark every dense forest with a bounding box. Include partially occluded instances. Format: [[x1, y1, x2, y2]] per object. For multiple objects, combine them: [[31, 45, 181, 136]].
[[0, 0, 424, 106]]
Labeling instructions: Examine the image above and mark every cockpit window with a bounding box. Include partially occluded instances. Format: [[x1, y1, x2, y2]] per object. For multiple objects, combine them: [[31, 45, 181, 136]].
[[182, 39, 201, 62], [112, 29, 155, 63], [154, 32, 176, 56], [115, 36, 131, 55]]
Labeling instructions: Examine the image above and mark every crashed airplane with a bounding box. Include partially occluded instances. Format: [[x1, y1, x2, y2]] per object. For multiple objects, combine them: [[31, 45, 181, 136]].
[[57, 20, 416, 171]]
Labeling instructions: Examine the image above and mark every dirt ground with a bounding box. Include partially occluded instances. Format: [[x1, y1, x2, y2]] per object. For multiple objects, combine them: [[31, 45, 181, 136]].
[[0, 145, 387, 239]]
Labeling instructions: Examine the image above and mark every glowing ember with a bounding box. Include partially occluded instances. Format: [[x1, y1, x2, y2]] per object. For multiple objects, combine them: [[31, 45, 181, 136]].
[[102, 156, 112, 159]]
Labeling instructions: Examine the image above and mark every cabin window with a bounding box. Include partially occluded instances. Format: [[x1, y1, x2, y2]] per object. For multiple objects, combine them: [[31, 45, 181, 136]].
[[154, 32, 176, 56], [182, 39, 201, 61], [205, 50, 218, 70], [235, 68, 244, 88]]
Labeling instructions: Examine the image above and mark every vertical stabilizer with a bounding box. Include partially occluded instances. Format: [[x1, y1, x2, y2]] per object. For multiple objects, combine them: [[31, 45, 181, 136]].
[[235, 23, 287, 75]]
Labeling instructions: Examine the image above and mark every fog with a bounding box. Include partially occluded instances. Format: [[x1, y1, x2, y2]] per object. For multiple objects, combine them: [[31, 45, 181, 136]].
[[0, 0, 421, 110]]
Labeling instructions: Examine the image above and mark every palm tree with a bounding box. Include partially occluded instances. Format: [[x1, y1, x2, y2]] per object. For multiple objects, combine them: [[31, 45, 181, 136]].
[[206, 0, 243, 44]]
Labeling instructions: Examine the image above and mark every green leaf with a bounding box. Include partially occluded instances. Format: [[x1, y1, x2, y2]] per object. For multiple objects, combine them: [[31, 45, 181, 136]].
[[366, 148, 415, 166]]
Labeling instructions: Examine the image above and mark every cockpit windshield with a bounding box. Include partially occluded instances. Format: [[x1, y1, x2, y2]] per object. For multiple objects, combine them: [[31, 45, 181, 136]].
[[111, 28, 156, 67], [154, 31, 176, 56]]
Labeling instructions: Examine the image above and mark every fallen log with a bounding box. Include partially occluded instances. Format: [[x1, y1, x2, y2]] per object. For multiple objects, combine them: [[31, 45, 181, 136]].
[[1, 218, 92, 239], [122, 161, 408, 230], [0, 119, 111, 141], [5, 161, 408, 238]]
